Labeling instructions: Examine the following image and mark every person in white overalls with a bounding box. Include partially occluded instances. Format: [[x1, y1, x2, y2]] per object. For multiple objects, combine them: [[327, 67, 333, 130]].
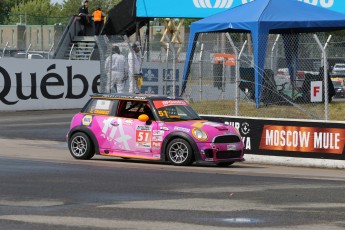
[[128, 43, 142, 94], [105, 45, 128, 93]]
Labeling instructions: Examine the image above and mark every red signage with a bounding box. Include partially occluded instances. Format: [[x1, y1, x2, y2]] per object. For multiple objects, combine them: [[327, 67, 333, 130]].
[[213, 54, 236, 66], [259, 125, 345, 154]]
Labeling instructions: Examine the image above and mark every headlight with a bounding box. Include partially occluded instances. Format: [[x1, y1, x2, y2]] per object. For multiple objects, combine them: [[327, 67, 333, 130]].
[[192, 128, 208, 141]]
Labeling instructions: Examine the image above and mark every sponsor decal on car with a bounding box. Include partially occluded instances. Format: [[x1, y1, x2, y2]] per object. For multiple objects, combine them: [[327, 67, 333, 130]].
[[174, 126, 190, 133], [82, 115, 93, 126], [152, 136, 163, 142], [152, 141, 162, 150], [153, 130, 164, 136], [136, 142, 151, 148], [136, 125, 152, 148], [153, 100, 188, 108], [124, 119, 134, 126], [227, 144, 237, 151], [101, 118, 132, 150]]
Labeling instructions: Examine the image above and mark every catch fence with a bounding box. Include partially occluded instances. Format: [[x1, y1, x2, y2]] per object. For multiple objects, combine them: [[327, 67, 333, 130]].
[[95, 31, 345, 121], [184, 31, 345, 120]]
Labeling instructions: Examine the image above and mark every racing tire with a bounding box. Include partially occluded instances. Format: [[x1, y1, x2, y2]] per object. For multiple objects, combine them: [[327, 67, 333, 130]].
[[167, 138, 194, 166], [69, 132, 95, 160], [216, 161, 235, 167]]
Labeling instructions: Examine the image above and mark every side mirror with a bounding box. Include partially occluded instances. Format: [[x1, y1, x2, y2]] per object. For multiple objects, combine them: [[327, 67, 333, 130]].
[[138, 114, 149, 122]]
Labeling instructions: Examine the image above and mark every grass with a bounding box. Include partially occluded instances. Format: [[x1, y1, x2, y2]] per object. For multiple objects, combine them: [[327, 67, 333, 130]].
[[190, 99, 345, 121]]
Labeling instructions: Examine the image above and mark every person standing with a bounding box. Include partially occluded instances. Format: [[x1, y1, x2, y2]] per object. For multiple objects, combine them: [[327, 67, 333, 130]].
[[79, 0, 90, 36], [105, 46, 128, 93], [128, 43, 142, 94], [92, 7, 105, 35]]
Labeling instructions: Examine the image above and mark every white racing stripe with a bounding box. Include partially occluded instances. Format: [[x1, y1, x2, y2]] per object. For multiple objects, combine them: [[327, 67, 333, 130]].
[[0, 200, 64, 207], [1, 215, 344, 230], [0, 215, 231, 229], [98, 198, 345, 212], [0, 122, 71, 127]]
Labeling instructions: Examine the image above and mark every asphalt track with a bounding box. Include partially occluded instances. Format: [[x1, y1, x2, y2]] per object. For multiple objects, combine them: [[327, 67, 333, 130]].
[[0, 109, 344, 169], [2, 110, 345, 229]]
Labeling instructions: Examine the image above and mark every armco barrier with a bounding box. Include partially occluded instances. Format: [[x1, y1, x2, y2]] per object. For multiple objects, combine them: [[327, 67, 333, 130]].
[[201, 115, 345, 160]]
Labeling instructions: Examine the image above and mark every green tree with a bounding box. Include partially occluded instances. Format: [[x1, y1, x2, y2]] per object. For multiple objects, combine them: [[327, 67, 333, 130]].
[[7, 0, 63, 25], [0, 0, 26, 24], [60, 0, 82, 18], [60, 0, 122, 18]]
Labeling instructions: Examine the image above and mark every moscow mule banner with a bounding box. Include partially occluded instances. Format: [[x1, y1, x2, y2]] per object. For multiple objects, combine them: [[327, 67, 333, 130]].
[[202, 115, 345, 160]]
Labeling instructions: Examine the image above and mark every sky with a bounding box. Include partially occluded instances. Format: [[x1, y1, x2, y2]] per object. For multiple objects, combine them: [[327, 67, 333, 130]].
[[51, 0, 64, 4]]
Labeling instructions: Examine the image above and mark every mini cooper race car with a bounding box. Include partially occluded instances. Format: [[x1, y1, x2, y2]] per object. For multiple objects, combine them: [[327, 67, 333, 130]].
[[67, 94, 245, 166]]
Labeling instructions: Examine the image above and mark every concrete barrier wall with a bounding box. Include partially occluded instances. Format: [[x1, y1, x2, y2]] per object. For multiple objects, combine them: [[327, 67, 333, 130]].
[[0, 59, 100, 111], [202, 115, 345, 160], [0, 59, 186, 111]]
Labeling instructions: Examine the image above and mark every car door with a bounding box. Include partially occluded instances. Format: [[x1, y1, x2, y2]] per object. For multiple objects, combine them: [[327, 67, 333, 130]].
[[109, 100, 159, 159], [83, 98, 118, 154]]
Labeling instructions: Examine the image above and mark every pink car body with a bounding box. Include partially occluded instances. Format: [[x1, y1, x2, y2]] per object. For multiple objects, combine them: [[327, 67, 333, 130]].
[[67, 94, 245, 166]]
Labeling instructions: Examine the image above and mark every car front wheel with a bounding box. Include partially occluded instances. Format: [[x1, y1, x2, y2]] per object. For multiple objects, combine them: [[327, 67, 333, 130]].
[[69, 132, 95, 160], [167, 138, 194, 166]]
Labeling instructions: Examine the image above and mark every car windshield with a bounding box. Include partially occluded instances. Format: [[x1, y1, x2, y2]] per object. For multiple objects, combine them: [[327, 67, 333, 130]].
[[333, 81, 342, 87], [153, 100, 201, 121], [334, 64, 345, 70]]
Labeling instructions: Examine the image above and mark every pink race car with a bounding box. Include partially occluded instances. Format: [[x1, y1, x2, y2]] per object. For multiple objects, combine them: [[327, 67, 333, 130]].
[[67, 94, 245, 166]]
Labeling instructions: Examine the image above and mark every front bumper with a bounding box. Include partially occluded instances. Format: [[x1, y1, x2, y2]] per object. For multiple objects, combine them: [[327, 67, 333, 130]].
[[197, 142, 245, 163]]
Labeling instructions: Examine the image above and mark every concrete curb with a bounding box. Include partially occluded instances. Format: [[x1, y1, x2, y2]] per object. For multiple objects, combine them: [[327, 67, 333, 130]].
[[244, 154, 345, 169]]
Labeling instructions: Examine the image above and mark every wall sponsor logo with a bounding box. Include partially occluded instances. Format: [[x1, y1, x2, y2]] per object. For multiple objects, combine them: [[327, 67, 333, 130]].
[[194, 0, 334, 9], [0, 63, 100, 105], [143, 68, 158, 82], [298, 0, 334, 8], [260, 125, 345, 154], [193, 0, 254, 9], [142, 86, 158, 94]]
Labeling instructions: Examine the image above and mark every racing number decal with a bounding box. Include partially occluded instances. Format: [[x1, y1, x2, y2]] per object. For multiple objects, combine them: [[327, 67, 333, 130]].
[[158, 110, 169, 118], [136, 125, 152, 148], [137, 131, 150, 142]]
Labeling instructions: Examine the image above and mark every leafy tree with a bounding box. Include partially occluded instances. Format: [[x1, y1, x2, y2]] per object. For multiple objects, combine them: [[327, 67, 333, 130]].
[[60, 0, 122, 19], [0, 0, 26, 24], [7, 0, 63, 25]]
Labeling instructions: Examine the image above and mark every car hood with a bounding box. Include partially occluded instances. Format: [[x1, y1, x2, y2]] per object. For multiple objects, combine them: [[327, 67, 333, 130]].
[[165, 120, 239, 136]]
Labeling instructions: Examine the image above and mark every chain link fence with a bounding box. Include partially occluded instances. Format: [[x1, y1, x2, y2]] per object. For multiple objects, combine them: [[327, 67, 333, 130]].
[[0, 13, 69, 26], [184, 31, 345, 120], [2, 13, 343, 121], [0, 14, 68, 58], [96, 35, 186, 97]]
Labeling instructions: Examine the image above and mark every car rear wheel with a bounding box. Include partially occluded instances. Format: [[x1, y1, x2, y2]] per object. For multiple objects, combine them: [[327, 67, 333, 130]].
[[167, 138, 194, 166], [69, 132, 95, 160], [216, 161, 235, 167]]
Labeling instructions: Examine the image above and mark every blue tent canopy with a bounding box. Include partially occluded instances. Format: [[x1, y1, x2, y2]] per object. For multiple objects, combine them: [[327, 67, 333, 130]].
[[182, 0, 345, 107]]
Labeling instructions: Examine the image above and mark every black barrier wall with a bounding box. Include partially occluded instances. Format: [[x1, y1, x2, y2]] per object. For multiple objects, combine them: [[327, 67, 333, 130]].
[[201, 115, 345, 160]]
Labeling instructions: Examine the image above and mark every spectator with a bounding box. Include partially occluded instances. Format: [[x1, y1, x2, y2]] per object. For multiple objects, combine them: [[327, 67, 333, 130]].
[[79, 0, 90, 36], [105, 45, 128, 93], [92, 7, 105, 35], [128, 42, 142, 94]]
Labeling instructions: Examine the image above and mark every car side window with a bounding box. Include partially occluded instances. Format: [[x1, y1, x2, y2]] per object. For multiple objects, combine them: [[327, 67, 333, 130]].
[[118, 100, 146, 118], [83, 99, 115, 116]]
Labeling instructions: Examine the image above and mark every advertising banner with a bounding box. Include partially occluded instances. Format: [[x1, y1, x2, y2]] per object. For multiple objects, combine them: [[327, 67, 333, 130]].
[[137, 0, 344, 18], [202, 115, 345, 160], [0, 59, 100, 111], [0, 59, 184, 111]]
